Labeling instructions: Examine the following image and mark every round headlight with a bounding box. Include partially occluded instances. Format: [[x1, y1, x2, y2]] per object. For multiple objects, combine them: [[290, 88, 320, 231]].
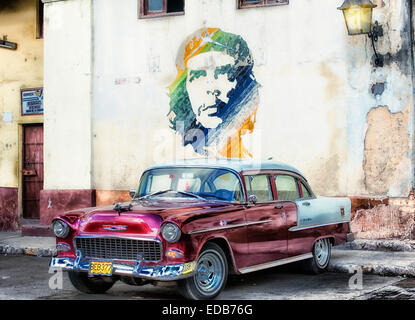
[[161, 223, 181, 243], [52, 220, 70, 238]]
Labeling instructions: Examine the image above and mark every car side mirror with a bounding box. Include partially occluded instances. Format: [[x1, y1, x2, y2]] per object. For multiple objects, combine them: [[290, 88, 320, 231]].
[[248, 194, 257, 206], [129, 189, 136, 199]]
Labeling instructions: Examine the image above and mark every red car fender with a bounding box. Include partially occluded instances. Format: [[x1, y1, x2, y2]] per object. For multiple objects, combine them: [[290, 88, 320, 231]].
[[193, 234, 239, 274]]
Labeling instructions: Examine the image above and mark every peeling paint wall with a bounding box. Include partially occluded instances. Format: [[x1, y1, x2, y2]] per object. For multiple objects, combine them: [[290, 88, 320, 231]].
[[345, 0, 414, 197], [363, 105, 410, 194], [0, 0, 43, 189], [0, 0, 43, 225]]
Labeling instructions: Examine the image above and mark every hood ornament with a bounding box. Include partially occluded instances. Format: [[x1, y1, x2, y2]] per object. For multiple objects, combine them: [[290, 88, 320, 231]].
[[113, 202, 132, 215]]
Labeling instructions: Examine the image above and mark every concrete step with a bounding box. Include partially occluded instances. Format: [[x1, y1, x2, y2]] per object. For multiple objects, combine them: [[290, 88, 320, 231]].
[[0, 232, 56, 257], [330, 248, 415, 277], [21, 224, 53, 237], [338, 239, 415, 252]]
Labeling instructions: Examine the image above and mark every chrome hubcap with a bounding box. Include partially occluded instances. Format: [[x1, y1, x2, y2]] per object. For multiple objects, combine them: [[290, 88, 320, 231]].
[[314, 239, 329, 267], [195, 250, 224, 294]]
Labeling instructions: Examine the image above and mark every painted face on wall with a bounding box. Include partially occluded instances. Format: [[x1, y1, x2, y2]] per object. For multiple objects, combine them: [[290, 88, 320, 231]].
[[186, 51, 237, 129], [168, 28, 260, 158]]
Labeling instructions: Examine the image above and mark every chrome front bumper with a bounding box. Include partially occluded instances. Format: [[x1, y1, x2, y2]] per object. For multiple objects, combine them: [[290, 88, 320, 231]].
[[50, 252, 196, 281]]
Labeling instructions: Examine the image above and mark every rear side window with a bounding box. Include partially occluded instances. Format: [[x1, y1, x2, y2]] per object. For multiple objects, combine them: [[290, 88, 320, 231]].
[[275, 175, 300, 201], [300, 181, 312, 198], [244, 175, 272, 202]]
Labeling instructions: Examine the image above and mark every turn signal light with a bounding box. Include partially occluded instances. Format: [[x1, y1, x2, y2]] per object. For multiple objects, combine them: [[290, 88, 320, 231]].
[[166, 249, 184, 259]]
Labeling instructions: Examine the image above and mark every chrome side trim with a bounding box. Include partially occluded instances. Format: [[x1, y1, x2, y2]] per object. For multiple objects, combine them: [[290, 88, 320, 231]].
[[288, 220, 349, 232], [238, 253, 313, 274], [188, 219, 272, 235]]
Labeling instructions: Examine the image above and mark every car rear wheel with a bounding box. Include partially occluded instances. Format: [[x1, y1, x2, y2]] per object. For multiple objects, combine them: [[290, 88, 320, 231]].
[[179, 242, 228, 300], [68, 271, 117, 294], [305, 238, 332, 274]]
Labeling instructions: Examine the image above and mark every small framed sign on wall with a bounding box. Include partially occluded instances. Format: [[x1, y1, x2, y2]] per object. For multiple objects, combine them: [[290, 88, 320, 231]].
[[21, 88, 43, 116]]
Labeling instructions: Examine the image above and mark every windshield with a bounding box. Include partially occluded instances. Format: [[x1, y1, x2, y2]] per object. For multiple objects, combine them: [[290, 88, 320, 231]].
[[135, 167, 244, 203]]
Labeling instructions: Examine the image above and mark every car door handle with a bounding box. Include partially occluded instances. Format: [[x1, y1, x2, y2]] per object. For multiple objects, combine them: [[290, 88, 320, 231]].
[[302, 202, 311, 206], [274, 204, 284, 209]]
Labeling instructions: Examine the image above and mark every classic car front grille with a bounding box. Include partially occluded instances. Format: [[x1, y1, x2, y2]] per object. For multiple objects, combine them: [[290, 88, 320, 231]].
[[74, 237, 162, 261]]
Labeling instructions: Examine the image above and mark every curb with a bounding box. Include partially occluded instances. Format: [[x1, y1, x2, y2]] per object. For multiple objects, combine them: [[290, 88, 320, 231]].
[[0, 244, 56, 257], [328, 262, 415, 278], [340, 239, 415, 252]]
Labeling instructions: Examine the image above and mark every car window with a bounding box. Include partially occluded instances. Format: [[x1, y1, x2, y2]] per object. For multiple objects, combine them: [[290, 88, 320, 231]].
[[202, 182, 212, 193], [146, 174, 171, 193], [244, 175, 272, 203], [212, 172, 242, 202], [300, 181, 312, 198], [177, 177, 201, 192], [275, 175, 300, 201], [138, 168, 243, 203]]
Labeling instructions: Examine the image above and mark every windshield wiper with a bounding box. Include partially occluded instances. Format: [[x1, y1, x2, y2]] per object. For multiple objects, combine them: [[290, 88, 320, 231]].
[[136, 189, 207, 201], [175, 191, 207, 201], [136, 189, 173, 200]]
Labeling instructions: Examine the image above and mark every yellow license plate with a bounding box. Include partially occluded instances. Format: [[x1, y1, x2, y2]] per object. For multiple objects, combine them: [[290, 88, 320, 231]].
[[89, 261, 113, 276]]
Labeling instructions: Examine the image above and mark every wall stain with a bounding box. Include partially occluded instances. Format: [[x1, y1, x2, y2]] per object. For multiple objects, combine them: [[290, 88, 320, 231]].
[[363, 104, 410, 194], [320, 62, 342, 101], [0, 0, 18, 12]]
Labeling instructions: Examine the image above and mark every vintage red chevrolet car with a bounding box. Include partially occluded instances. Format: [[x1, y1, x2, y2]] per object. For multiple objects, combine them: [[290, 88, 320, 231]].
[[50, 158, 353, 299]]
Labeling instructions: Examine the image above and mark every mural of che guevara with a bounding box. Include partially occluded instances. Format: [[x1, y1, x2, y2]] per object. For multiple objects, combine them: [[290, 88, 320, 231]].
[[168, 28, 260, 158]]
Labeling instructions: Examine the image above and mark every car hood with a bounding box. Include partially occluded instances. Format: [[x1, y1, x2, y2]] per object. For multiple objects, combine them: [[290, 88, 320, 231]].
[[59, 199, 240, 236]]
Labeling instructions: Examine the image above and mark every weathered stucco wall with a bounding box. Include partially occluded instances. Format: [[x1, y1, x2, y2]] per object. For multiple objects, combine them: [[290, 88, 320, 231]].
[[0, 0, 43, 228], [0, 0, 43, 189], [90, 0, 351, 195], [344, 0, 414, 197], [42, 0, 414, 201], [43, 0, 92, 190]]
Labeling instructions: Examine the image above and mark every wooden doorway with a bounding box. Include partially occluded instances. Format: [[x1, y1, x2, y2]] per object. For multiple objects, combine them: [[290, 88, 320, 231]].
[[22, 124, 44, 219]]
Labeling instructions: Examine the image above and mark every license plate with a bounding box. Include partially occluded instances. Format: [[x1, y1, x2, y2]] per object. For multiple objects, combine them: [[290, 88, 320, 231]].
[[89, 260, 113, 276]]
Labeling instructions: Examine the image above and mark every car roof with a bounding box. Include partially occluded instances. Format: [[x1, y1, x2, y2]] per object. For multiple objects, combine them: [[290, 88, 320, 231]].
[[146, 158, 305, 178]]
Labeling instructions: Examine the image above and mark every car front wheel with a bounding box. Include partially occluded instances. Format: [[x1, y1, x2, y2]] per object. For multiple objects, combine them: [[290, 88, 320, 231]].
[[179, 242, 228, 300], [68, 271, 117, 294]]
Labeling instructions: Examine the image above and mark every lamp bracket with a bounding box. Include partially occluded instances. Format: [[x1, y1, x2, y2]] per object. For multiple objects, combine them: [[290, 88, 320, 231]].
[[367, 21, 384, 67], [368, 21, 383, 41], [0, 35, 17, 50]]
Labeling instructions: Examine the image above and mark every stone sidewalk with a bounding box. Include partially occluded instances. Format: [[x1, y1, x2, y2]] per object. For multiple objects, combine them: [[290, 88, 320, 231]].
[[1, 231, 415, 278], [329, 249, 415, 277], [0, 232, 56, 257]]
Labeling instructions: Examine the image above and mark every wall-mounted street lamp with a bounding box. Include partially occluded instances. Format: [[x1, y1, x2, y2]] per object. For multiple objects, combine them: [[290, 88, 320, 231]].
[[0, 35, 17, 50], [338, 0, 384, 67]]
